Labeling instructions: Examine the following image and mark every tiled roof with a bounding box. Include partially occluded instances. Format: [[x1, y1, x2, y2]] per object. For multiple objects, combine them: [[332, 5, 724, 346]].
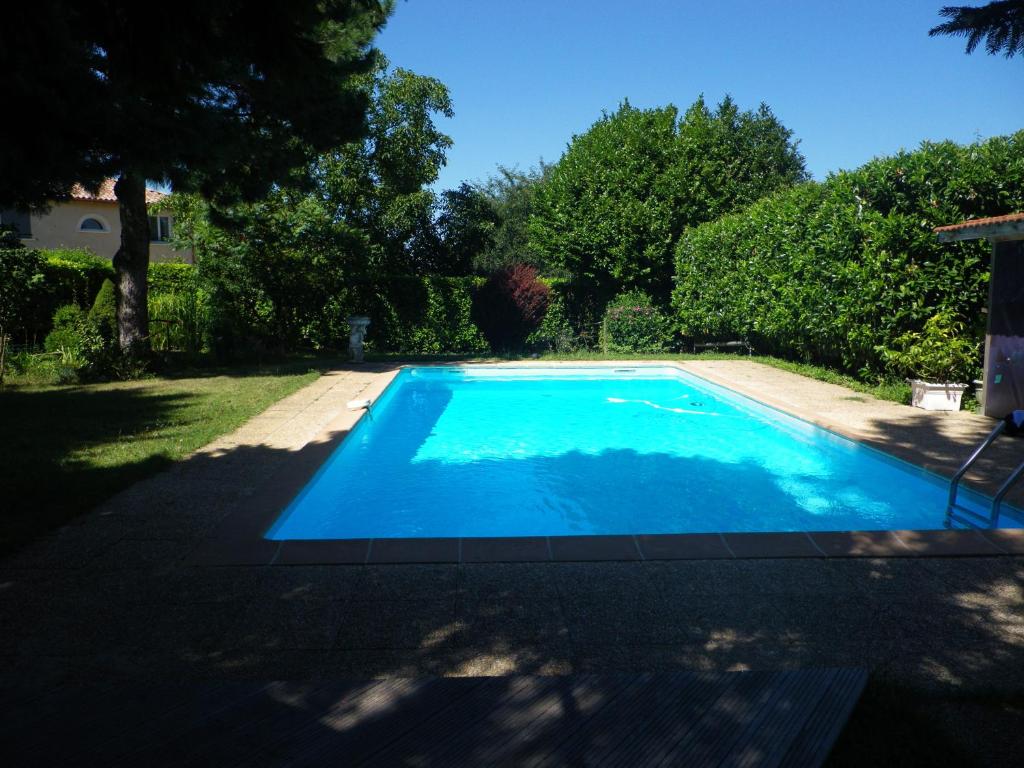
[[69, 178, 167, 205], [934, 212, 1024, 234]]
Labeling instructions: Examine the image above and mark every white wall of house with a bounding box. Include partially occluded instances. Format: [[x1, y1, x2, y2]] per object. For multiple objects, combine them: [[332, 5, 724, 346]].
[[16, 200, 192, 263]]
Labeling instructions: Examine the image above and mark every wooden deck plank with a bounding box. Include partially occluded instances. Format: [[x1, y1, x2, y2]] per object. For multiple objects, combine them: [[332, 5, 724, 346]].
[[265, 677, 487, 767], [1, 670, 866, 767], [781, 668, 869, 767], [594, 671, 730, 768]]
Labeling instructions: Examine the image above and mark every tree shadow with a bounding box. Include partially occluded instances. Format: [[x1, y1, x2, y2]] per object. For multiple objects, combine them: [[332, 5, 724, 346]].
[[0, 385, 196, 553], [854, 410, 1024, 505]]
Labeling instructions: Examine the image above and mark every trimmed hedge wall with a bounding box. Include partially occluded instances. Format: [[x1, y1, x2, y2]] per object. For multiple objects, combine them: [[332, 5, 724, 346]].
[[673, 132, 1024, 382], [4, 248, 197, 344], [336, 276, 488, 354]]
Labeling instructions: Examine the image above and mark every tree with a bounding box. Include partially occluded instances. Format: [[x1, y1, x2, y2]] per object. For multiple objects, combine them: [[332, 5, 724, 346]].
[[528, 97, 806, 307], [167, 60, 455, 350], [477, 164, 552, 272], [315, 58, 453, 275], [435, 183, 499, 275], [930, 2, 1024, 57], [0, 2, 391, 354]]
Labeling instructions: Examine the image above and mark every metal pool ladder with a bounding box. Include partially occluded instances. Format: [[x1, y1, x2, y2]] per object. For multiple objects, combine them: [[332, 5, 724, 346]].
[[946, 411, 1024, 529]]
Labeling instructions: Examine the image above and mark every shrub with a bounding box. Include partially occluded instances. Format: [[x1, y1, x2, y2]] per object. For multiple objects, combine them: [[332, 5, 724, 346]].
[[878, 311, 980, 383], [472, 264, 550, 352], [601, 290, 672, 353], [42, 303, 121, 382], [89, 279, 118, 341], [673, 132, 1024, 381], [149, 288, 209, 353], [527, 291, 577, 352]]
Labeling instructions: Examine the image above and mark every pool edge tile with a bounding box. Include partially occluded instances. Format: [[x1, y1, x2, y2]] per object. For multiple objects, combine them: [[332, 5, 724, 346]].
[[979, 528, 1024, 555], [810, 530, 913, 558], [275, 539, 372, 565], [636, 533, 734, 560], [461, 537, 551, 563], [548, 535, 642, 562], [722, 532, 822, 559], [893, 529, 1004, 557], [367, 538, 461, 564]]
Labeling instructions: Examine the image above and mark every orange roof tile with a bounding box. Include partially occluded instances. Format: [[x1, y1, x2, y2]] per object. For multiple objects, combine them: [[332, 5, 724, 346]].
[[934, 212, 1024, 233], [70, 178, 167, 205]]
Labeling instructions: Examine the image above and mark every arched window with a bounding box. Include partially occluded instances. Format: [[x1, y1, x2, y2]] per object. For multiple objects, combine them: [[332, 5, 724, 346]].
[[79, 216, 109, 232]]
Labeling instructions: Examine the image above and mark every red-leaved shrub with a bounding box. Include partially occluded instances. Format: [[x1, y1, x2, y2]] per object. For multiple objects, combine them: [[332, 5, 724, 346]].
[[472, 264, 550, 352]]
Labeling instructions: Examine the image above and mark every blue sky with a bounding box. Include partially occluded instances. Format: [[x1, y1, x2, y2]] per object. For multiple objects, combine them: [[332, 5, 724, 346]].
[[377, 0, 1023, 190]]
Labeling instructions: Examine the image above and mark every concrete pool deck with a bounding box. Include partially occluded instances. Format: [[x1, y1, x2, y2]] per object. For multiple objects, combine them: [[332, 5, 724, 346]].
[[2, 360, 1023, 763], [192, 359, 1024, 565]]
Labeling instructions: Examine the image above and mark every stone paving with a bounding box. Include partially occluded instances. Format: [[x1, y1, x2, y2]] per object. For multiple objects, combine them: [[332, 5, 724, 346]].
[[2, 361, 1023, 762]]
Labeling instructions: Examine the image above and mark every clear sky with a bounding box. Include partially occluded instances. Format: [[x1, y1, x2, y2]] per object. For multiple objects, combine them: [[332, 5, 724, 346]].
[[376, 0, 1023, 190]]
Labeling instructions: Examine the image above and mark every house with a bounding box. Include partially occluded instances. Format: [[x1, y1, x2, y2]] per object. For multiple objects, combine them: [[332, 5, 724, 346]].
[[0, 179, 192, 263]]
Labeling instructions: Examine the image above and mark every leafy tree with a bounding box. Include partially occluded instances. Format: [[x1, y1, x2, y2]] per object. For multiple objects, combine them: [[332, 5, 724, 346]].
[[528, 97, 806, 308], [0, 2, 391, 354], [168, 60, 455, 351], [315, 58, 453, 275], [930, 2, 1024, 57], [476, 164, 553, 271], [435, 183, 499, 275]]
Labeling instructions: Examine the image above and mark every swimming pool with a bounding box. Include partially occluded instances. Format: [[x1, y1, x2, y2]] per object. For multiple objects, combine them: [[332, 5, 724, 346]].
[[266, 366, 1021, 540]]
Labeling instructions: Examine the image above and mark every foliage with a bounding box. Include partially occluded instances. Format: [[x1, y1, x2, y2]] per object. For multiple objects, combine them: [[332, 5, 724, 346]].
[[42, 305, 108, 382], [673, 132, 1024, 381], [435, 183, 499, 275], [0, 248, 46, 375], [89, 279, 118, 341], [930, 2, 1024, 57], [601, 290, 672, 353], [338, 276, 488, 354], [527, 290, 577, 353], [167, 60, 456, 354], [472, 163, 552, 272], [309, 57, 454, 275], [878, 311, 980, 382], [529, 96, 806, 306], [472, 264, 550, 352], [0, 1, 391, 350]]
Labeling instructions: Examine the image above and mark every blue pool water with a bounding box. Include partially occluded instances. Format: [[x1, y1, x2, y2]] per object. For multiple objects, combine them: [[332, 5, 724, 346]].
[[266, 366, 1020, 539]]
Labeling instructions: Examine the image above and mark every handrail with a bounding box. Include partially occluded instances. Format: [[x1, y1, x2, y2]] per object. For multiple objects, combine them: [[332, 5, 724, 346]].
[[990, 458, 1024, 526], [945, 420, 1005, 525]]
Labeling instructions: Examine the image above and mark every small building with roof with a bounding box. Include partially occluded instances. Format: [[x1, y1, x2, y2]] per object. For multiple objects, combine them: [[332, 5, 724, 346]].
[[0, 178, 191, 263], [935, 212, 1024, 418]]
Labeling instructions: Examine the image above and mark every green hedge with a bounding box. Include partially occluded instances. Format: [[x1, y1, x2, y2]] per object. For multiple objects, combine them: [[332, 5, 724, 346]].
[[310, 275, 488, 354], [5, 248, 197, 344], [673, 132, 1024, 382]]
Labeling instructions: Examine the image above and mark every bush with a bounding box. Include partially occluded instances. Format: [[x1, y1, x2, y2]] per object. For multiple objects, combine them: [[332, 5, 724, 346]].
[[89, 279, 118, 341], [673, 132, 1024, 380], [878, 311, 980, 383], [527, 290, 577, 352], [601, 290, 672, 353], [472, 264, 550, 352], [42, 303, 121, 382]]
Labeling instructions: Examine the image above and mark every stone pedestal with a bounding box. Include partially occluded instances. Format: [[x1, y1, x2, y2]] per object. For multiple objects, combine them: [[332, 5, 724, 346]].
[[347, 316, 370, 363]]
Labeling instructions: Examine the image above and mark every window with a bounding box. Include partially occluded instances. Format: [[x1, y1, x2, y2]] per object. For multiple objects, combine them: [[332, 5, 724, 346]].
[[0, 208, 32, 238], [79, 216, 109, 232], [149, 215, 171, 242]]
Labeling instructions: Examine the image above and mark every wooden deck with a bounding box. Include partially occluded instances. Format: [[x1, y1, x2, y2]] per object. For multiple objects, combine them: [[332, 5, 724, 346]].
[[3, 669, 867, 767]]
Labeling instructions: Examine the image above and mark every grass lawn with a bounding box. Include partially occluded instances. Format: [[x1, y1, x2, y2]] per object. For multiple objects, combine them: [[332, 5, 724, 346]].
[[0, 360, 326, 553]]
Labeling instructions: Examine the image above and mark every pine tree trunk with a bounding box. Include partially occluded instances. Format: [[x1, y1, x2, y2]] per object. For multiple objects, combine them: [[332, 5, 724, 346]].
[[112, 174, 151, 353]]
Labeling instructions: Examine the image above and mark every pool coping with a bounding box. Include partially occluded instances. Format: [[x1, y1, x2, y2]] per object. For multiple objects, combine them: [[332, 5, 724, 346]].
[[192, 361, 1024, 566]]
